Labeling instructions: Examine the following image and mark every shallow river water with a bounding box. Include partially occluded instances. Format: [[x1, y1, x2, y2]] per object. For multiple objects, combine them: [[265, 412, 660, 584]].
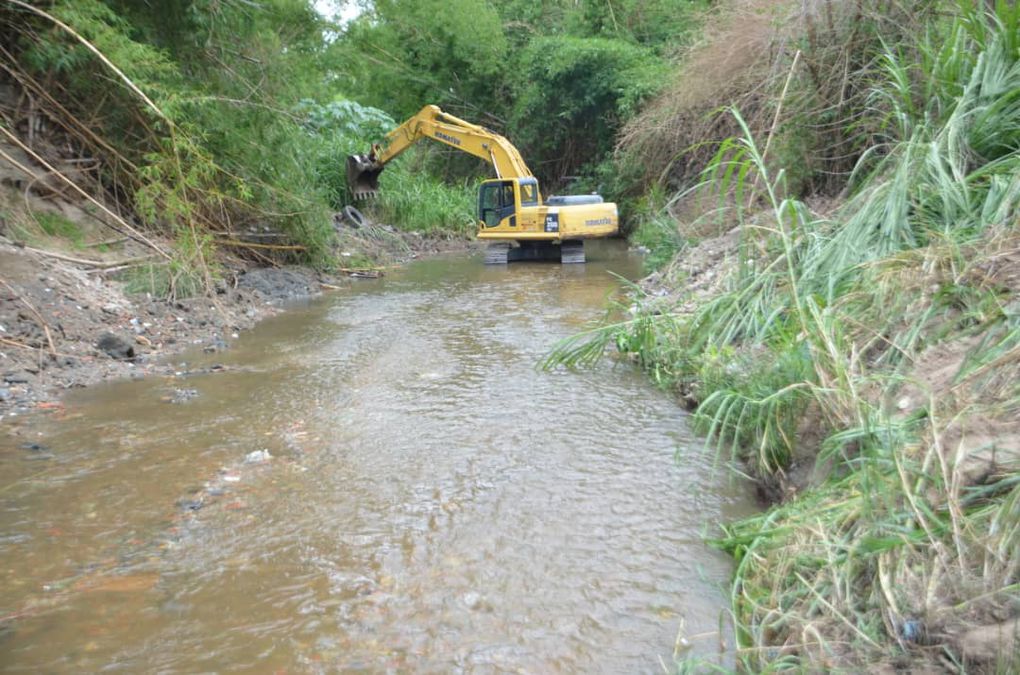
[[1, 241, 755, 673]]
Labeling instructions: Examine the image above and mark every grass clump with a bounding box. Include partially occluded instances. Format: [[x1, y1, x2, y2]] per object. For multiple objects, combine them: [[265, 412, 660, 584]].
[[122, 262, 202, 300], [33, 212, 85, 247], [631, 212, 684, 273]]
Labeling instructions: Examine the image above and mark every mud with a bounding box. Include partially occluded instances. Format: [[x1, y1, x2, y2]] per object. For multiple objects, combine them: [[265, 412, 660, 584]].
[[0, 240, 310, 417]]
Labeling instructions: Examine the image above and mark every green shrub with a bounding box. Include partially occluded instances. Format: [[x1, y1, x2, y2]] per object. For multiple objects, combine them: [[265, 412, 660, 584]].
[[511, 36, 669, 186], [630, 215, 683, 273], [34, 212, 85, 247]]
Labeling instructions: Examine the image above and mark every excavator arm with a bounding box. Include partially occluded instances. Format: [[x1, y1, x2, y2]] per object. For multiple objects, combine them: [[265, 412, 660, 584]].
[[347, 105, 534, 199]]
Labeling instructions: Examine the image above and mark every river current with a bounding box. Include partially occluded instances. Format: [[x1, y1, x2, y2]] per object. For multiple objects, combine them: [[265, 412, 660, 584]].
[[0, 241, 754, 672]]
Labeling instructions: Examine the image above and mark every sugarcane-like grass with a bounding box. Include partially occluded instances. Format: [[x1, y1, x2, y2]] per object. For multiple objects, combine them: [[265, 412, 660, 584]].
[[544, 3, 1020, 668]]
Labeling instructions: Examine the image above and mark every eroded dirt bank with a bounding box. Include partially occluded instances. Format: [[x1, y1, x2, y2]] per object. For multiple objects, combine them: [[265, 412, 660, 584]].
[[0, 233, 472, 419]]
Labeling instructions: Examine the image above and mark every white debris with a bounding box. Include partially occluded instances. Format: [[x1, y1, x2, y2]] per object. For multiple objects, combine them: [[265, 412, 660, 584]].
[[245, 449, 272, 464]]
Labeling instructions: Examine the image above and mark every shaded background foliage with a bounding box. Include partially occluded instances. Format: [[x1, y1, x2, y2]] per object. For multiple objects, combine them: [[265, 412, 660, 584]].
[[1, 0, 711, 257], [331, 0, 708, 191]]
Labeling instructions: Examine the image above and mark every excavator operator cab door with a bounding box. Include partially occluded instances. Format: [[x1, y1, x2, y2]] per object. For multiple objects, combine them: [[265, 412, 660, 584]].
[[478, 180, 517, 228]]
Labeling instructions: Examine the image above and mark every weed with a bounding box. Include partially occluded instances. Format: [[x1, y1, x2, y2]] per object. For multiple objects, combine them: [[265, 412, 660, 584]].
[[631, 213, 684, 273], [33, 212, 85, 246]]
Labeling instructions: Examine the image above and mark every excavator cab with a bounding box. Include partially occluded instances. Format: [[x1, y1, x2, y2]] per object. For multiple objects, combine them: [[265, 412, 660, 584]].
[[477, 178, 540, 228], [478, 180, 516, 227]]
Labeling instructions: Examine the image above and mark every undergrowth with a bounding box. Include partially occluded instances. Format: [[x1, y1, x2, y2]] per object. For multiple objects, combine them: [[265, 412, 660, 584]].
[[0, 0, 474, 300]]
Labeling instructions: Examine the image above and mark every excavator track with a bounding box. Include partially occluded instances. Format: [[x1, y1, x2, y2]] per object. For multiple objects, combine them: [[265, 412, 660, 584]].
[[559, 240, 585, 264], [484, 242, 511, 265], [485, 240, 585, 264]]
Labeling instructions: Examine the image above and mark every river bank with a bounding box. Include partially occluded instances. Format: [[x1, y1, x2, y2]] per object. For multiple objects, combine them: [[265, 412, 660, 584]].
[[0, 229, 473, 419], [577, 173, 1020, 672]]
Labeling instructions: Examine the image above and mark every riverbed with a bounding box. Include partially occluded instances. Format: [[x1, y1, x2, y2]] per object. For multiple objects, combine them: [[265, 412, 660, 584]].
[[0, 241, 755, 672]]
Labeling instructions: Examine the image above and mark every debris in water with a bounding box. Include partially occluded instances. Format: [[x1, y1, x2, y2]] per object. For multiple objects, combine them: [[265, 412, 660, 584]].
[[245, 449, 272, 464]]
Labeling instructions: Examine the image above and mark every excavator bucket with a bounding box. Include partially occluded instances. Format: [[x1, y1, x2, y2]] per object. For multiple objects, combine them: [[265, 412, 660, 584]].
[[346, 153, 384, 200]]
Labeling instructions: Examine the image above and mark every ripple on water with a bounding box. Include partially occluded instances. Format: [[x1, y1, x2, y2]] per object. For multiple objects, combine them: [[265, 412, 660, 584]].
[[0, 243, 755, 673]]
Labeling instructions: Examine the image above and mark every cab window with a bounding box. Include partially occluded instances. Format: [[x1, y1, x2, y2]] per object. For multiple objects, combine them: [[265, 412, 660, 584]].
[[478, 181, 515, 227], [519, 180, 539, 206]]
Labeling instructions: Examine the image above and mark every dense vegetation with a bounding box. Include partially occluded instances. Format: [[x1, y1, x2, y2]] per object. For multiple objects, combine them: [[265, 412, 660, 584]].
[[1, 0, 706, 291], [547, 0, 1020, 670], [2, 0, 1018, 670]]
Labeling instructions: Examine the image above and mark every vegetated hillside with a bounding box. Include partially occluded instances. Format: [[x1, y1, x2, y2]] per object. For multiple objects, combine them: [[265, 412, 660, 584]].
[[0, 0, 474, 298], [549, 0, 1020, 670], [1, 0, 713, 289]]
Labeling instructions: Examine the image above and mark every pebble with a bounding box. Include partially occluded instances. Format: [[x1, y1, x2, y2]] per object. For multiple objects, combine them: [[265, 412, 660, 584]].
[[176, 499, 204, 512], [244, 449, 272, 464], [168, 388, 199, 404], [203, 337, 228, 353]]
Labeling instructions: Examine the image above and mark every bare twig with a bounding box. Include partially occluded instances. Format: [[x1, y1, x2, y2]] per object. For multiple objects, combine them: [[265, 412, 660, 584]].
[[22, 246, 156, 269], [0, 279, 56, 357], [0, 336, 84, 360], [0, 128, 170, 258], [213, 238, 306, 251], [83, 237, 129, 248]]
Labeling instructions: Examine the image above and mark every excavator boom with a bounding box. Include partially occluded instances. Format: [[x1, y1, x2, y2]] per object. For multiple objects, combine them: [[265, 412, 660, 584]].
[[347, 105, 532, 199]]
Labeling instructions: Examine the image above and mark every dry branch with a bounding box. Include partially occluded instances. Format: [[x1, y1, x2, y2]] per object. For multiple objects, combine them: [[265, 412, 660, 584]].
[[0, 279, 56, 356], [213, 238, 306, 251], [22, 246, 156, 269], [0, 125, 170, 259]]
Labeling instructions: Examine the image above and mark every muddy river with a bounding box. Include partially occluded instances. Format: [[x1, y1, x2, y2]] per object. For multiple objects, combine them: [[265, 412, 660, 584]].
[[0, 241, 755, 672]]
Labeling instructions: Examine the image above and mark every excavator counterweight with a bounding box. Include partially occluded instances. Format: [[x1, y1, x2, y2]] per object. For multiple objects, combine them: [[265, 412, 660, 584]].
[[346, 105, 618, 264]]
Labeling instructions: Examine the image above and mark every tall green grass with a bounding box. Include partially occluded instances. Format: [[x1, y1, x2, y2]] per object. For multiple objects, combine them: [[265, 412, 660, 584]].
[[303, 100, 475, 236]]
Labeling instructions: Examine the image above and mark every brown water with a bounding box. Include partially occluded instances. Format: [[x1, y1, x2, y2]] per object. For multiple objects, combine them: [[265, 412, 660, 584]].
[[0, 241, 755, 673]]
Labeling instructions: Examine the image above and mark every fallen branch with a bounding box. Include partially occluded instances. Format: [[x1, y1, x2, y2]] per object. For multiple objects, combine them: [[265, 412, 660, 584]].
[[86, 261, 162, 275], [0, 280, 56, 357], [0, 128, 171, 259], [0, 336, 83, 360], [84, 237, 129, 248], [23, 246, 156, 269], [214, 238, 306, 251], [338, 268, 384, 278]]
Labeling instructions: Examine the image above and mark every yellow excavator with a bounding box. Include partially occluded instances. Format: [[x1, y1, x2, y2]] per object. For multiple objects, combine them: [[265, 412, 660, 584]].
[[346, 105, 618, 264]]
